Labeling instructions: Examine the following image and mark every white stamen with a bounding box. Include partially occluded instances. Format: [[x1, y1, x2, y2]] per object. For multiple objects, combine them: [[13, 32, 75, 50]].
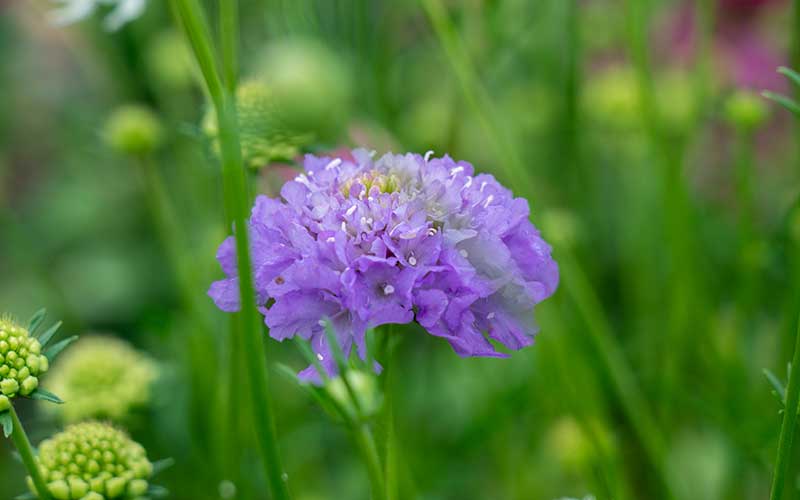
[[483, 195, 494, 208], [383, 284, 395, 295], [308, 170, 315, 176], [360, 216, 367, 225], [326, 237, 336, 243], [366, 217, 373, 225], [341, 221, 347, 232], [487, 312, 495, 320], [424, 150, 434, 162], [346, 205, 357, 216], [464, 176, 473, 188], [318, 320, 326, 327], [427, 227, 438, 236], [408, 255, 417, 266], [459, 249, 469, 258], [294, 174, 310, 186], [317, 353, 324, 361], [480, 181, 487, 192], [325, 158, 342, 170], [450, 166, 464, 175], [367, 196, 374, 202]]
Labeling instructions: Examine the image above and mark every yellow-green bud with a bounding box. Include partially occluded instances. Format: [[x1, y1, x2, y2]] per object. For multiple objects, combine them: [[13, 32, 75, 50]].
[[35, 422, 154, 500], [104, 105, 164, 156], [0, 316, 49, 399], [145, 30, 196, 90], [724, 90, 769, 132], [43, 336, 158, 423], [0, 394, 10, 412]]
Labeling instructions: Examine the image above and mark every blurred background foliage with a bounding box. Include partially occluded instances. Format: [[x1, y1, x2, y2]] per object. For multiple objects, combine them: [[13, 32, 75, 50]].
[[1, 0, 800, 499]]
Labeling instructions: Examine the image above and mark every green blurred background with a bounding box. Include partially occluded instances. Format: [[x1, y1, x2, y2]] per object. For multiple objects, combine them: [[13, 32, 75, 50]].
[[2, 0, 800, 499]]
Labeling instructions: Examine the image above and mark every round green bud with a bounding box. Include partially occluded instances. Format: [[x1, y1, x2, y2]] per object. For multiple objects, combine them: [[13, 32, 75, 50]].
[[203, 80, 315, 168], [724, 90, 769, 132], [0, 316, 49, 399], [256, 38, 352, 142], [0, 394, 10, 412], [43, 336, 158, 423], [34, 422, 154, 500], [104, 105, 164, 156], [145, 30, 196, 90]]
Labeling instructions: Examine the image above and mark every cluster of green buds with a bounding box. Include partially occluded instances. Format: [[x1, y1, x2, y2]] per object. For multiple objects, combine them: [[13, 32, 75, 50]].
[[0, 316, 51, 410], [340, 170, 400, 198], [32, 421, 153, 500], [43, 336, 158, 423], [104, 105, 164, 157]]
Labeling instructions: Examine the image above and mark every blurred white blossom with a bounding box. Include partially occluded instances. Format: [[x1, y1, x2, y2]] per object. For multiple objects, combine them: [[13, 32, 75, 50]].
[[49, 0, 148, 31]]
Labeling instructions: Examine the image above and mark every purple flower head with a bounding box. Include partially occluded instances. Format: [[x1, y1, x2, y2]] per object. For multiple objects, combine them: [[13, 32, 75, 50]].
[[209, 150, 559, 380]]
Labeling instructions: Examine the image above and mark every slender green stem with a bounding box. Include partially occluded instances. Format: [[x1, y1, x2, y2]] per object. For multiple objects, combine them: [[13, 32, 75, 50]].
[[419, 0, 535, 196], [770, 314, 800, 500], [560, 250, 674, 499], [9, 406, 51, 500], [219, 0, 239, 92], [380, 330, 399, 500], [351, 423, 386, 500], [170, 2, 291, 499]]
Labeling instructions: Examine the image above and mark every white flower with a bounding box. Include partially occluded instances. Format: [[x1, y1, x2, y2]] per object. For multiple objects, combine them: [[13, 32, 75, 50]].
[[49, 0, 148, 31]]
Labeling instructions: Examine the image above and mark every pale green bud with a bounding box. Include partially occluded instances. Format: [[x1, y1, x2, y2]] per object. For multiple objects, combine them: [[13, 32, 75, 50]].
[[1, 378, 19, 396], [0, 394, 10, 412], [327, 370, 380, 418], [20, 376, 38, 396], [0, 316, 50, 399], [42, 336, 158, 423], [724, 90, 769, 132], [48, 480, 70, 500], [104, 105, 164, 156]]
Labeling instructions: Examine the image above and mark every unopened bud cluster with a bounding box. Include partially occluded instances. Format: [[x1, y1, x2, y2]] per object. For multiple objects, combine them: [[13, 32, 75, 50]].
[[32, 421, 153, 500], [45, 336, 158, 423], [0, 318, 48, 411]]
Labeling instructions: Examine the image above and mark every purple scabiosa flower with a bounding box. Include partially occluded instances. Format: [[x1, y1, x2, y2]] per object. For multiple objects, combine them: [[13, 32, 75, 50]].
[[209, 150, 559, 380]]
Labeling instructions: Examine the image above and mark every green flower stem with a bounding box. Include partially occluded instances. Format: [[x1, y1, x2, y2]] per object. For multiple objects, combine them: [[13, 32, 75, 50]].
[[220, 0, 239, 92], [769, 314, 800, 500], [380, 330, 399, 500], [560, 250, 674, 499], [351, 423, 386, 500], [419, 0, 535, 196], [9, 405, 51, 500], [169, 1, 291, 499], [625, 0, 696, 418]]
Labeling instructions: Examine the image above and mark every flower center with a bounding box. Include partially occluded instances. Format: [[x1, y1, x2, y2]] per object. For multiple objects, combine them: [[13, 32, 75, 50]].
[[341, 170, 400, 197]]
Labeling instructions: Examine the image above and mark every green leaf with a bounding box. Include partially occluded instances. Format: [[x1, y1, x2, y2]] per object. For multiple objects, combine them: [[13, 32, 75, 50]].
[[762, 91, 800, 115], [778, 66, 800, 87], [27, 309, 46, 335], [764, 368, 786, 405], [147, 484, 170, 498], [29, 388, 64, 405], [44, 335, 78, 361], [37, 321, 62, 347], [151, 458, 175, 476], [0, 412, 12, 438]]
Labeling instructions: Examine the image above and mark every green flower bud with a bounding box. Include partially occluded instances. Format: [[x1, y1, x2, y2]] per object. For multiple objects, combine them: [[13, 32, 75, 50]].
[[257, 38, 352, 141], [724, 90, 769, 132], [1, 378, 19, 396], [20, 375, 39, 396], [203, 80, 315, 168], [145, 30, 196, 90], [104, 105, 164, 156], [0, 316, 49, 399], [0, 394, 10, 412], [584, 66, 641, 131], [34, 421, 154, 500], [327, 370, 380, 418], [43, 336, 158, 423]]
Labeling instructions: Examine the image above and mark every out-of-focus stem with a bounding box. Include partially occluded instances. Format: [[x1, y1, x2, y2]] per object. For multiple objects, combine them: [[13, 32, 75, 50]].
[[352, 423, 386, 500], [769, 314, 800, 500], [170, 1, 292, 499], [9, 405, 51, 500], [220, 0, 239, 92]]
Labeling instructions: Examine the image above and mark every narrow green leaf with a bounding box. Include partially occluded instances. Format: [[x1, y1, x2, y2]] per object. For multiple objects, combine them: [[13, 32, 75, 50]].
[[778, 66, 800, 87], [147, 484, 170, 498], [44, 335, 78, 361], [27, 309, 46, 335], [765, 368, 787, 405], [29, 388, 64, 405], [151, 458, 175, 476], [0, 412, 12, 438], [37, 321, 62, 346], [275, 363, 303, 385], [762, 91, 800, 115]]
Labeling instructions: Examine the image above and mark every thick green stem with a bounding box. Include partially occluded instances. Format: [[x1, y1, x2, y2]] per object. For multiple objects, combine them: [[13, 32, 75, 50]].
[[352, 423, 386, 500], [769, 314, 800, 500], [170, 1, 291, 499], [10, 406, 51, 500]]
